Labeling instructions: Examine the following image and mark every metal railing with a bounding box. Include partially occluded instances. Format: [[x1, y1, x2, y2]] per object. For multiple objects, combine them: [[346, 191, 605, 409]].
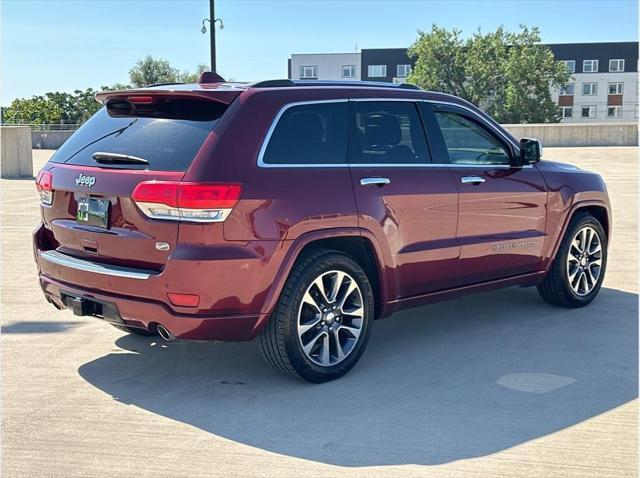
[[2, 123, 80, 131]]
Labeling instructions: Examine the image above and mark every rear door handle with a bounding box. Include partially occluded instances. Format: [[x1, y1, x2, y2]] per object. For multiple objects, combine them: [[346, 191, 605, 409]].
[[460, 176, 485, 185], [360, 177, 391, 187]]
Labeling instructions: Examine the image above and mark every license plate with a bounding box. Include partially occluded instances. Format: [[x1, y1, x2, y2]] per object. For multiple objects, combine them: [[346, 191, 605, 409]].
[[77, 197, 110, 228]]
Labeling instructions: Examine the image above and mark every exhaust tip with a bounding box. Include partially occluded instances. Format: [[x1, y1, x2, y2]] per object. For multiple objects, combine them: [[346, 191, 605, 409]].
[[156, 324, 174, 341]]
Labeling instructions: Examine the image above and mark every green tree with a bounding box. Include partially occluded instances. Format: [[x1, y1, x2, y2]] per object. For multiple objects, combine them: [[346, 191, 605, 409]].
[[129, 55, 180, 87], [407, 25, 570, 123], [2, 96, 63, 124], [178, 63, 209, 83], [100, 83, 132, 92]]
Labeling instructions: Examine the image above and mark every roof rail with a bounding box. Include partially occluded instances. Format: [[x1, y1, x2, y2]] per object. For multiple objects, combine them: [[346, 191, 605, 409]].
[[250, 79, 421, 90], [251, 79, 296, 88]]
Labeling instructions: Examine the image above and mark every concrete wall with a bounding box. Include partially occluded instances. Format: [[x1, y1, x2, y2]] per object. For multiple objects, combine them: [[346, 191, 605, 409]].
[[31, 130, 74, 149], [1, 126, 33, 178], [503, 122, 638, 147]]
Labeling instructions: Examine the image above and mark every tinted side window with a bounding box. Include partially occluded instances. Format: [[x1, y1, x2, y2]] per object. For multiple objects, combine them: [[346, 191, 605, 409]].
[[434, 111, 510, 165], [262, 102, 348, 165], [352, 101, 429, 165]]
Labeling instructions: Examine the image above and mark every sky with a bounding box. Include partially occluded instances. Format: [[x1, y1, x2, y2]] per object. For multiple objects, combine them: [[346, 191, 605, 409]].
[[1, 0, 638, 105]]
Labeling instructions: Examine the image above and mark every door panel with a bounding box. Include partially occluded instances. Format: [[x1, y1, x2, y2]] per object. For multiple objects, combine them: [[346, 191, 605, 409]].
[[348, 100, 459, 299], [422, 102, 548, 286], [453, 165, 547, 285]]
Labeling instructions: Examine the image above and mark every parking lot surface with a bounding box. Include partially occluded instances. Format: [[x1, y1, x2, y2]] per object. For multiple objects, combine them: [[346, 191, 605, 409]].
[[1, 147, 637, 478]]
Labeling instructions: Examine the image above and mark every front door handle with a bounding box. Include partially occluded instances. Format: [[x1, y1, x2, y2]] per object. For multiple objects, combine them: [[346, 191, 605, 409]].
[[360, 177, 391, 187], [460, 176, 485, 185]]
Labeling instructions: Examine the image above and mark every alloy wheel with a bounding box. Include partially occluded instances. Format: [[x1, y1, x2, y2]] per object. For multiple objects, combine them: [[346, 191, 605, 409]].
[[566, 226, 603, 296], [296, 270, 364, 367]]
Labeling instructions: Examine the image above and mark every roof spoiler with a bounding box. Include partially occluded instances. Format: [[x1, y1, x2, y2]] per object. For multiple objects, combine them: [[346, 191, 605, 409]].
[[95, 88, 240, 106]]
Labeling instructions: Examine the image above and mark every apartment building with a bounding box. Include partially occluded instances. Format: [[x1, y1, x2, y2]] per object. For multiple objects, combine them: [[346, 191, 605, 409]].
[[288, 42, 639, 123], [548, 42, 638, 122], [288, 52, 361, 82]]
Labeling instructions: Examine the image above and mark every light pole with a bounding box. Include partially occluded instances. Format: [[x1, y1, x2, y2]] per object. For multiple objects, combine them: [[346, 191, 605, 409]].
[[201, 0, 224, 72]]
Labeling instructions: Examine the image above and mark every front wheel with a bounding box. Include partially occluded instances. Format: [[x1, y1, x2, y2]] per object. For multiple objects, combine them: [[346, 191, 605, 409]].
[[259, 250, 374, 383], [537, 213, 607, 307]]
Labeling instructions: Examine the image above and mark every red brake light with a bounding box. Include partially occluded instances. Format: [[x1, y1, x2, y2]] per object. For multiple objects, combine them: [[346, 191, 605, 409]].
[[131, 181, 179, 207], [131, 181, 242, 222], [126, 95, 155, 104], [177, 183, 242, 209], [35, 170, 53, 205], [36, 170, 53, 191]]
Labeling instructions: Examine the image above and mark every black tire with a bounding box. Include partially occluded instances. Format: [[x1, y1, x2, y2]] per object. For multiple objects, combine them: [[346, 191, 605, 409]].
[[110, 323, 157, 336], [258, 249, 375, 383], [537, 212, 607, 308]]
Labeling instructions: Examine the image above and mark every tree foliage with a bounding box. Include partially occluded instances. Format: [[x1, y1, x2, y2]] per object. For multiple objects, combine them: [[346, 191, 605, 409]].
[[407, 25, 570, 123], [129, 55, 180, 87], [2, 57, 210, 125], [129, 56, 209, 87], [178, 63, 210, 84], [2, 97, 63, 124]]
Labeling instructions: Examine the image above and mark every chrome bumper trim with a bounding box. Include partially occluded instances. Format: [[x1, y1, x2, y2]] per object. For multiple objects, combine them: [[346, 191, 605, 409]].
[[39, 250, 154, 280]]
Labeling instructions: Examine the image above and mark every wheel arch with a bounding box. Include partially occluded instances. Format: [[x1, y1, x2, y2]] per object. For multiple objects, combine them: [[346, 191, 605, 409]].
[[546, 200, 611, 272], [251, 228, 393, 337]]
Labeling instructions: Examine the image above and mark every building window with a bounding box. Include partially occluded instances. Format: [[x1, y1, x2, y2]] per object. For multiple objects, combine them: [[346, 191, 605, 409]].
[[581, 106, 596, 118], [561, 106, 573, 118], [609, 59, 625, 72], [299, 66, 318, 79], [341, 65, 356, 79], [559, 83, 575, 95], [608, 82, 623, 95], [368, 65, 387, 78], [563, 60, 576, 73], [635, 105, 639, 118], [582, 82, 598, 96], [583, 59, 599, 73], [396, 64, 412, 78], [607, 106, 622, 118]]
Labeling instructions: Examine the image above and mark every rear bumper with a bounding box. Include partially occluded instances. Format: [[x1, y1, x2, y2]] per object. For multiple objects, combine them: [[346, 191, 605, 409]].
[[33, 223, 281, 341], [39, 274, 264, 341]]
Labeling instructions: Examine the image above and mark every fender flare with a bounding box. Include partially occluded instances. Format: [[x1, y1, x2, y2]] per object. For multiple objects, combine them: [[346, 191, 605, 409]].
[[250, 227, 395, 336], [545, 199, 611, 272]]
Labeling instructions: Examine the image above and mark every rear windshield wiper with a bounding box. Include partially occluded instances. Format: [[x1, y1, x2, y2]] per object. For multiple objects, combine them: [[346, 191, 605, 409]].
[[92, 152, 149, 165]]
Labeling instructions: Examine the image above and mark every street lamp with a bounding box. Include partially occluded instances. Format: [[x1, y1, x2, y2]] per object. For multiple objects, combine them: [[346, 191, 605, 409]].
[[201, 0, 224, 73]]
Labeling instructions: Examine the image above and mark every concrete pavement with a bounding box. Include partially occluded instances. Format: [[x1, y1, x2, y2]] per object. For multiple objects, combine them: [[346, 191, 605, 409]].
[[1, 148, 637, 477]]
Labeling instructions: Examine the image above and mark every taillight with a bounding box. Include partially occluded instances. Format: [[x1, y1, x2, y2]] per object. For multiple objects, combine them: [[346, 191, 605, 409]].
[[35, 170, 53, 205], [131, 181, 242, 222]]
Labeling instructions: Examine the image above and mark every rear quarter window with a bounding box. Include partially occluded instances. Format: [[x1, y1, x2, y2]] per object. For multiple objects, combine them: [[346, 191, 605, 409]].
[[51, 98, 227, 171], [261, 101, 348, 165]]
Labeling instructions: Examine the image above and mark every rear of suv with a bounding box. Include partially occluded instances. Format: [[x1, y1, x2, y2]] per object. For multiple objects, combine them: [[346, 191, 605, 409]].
[[34, 75, 610, 382]]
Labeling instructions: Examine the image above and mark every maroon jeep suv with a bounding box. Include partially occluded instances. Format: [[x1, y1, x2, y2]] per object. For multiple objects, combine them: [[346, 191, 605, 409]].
[[33, 75, 610, 382]]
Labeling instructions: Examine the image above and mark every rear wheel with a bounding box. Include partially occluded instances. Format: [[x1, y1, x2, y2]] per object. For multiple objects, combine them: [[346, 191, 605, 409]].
[[259, 250, 374, 383], [537, 213, 607, 307]]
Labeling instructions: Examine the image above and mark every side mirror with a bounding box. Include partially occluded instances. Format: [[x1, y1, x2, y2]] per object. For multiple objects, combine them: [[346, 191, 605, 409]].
[[519, 138, 542, 165]]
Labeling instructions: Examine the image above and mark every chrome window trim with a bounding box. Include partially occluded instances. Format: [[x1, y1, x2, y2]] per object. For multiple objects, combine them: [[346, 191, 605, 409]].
[[40, 250, 155, 280], [256, 97, 523, 169]]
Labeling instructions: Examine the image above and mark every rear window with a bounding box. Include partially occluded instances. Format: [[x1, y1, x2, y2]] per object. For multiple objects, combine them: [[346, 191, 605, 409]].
[[50, 98, 227, 171], [261, 101, 348, 165]]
